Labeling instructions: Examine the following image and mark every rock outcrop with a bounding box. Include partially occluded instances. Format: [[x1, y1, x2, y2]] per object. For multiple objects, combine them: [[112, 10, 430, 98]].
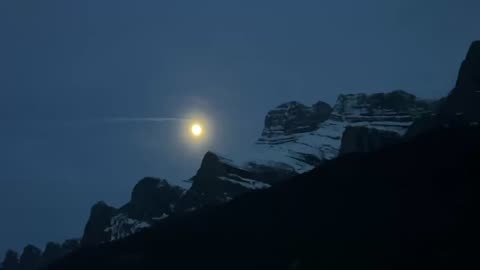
[[407, 40, 480, 136], [175, 152, 290, 212], [80, 201, 116, 246], [438, 41, 480, 125], [1, 250, 19, 270], [39, 243, 63, 268], [81, 178, 186, 244], [252, 90, 435, 172], [259, 101, 332, 142], [122, 177, 184, 220], [18, 245, 41, 270], [339, 126, 402, 155]]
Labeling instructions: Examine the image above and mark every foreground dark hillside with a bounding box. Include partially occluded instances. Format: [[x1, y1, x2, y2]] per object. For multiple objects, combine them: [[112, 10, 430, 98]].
[[47, 126, 479, 270]]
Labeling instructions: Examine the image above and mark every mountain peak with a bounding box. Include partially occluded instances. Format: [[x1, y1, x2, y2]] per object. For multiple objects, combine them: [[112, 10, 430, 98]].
[[466, 40, 480, 61], [128, 177, 183, 219], [259, 100, 332, 142], [131, 177, 173, 202], [92, 201, 110, 208], [80, 201, 116, 246], [437, 40, 480, 124], [455, 40, 480, 90]]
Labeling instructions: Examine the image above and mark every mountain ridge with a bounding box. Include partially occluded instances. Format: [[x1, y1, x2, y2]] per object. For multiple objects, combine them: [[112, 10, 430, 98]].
[[46, 125, 480, 269], [77, 88, 436, 246]]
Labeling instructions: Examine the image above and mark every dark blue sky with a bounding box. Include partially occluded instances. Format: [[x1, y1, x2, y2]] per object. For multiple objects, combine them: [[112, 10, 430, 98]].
[[0, 0, 479, 258]]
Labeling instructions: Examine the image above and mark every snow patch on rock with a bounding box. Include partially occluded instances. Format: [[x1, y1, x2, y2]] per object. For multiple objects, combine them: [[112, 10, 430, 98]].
[[218, 174, 271, 190], [105, 214, 151, 241]]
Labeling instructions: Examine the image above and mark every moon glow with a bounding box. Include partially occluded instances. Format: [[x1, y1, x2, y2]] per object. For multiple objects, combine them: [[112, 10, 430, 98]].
[[191, 124, 203, 136]]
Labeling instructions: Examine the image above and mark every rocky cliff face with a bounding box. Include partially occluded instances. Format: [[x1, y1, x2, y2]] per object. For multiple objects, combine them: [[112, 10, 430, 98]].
[[339, 126, 402, 155], [259, 101, 332, 143], [407, 41, 480, 137], [122, 177, 184, 220], [80, 201, 116, 246], [174, 151, 291, 212], [80, 177, 187, 244], [438, 41, 480, 125], [250, 90, 434, 173]]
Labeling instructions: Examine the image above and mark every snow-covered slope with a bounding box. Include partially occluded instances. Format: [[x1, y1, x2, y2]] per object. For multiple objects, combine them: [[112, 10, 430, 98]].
[[237, 90, 434, 173]]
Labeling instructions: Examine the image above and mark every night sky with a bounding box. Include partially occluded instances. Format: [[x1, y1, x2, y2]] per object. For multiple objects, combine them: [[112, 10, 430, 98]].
[[1, 0, 479, 258]]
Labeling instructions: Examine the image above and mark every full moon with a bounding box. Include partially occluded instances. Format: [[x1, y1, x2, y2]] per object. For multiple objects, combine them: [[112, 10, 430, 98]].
[[191, 124, 202, 136]]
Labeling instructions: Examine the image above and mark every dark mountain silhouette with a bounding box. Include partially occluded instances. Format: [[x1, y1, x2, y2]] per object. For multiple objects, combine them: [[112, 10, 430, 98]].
[[438, 41, 480, 123], [80, 178, 185, 246], [81, 201, 116, 246], [0, 240, 79, 270], [46, 126, 479, 269], [0, 250, 19, 270], [407, 41, 480, 136], [18, 245, 41, 270], [339, 126, 402, 154]]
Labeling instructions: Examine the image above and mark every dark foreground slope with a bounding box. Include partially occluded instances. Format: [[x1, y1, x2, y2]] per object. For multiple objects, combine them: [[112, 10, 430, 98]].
[[48, 127, 479, 270]]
